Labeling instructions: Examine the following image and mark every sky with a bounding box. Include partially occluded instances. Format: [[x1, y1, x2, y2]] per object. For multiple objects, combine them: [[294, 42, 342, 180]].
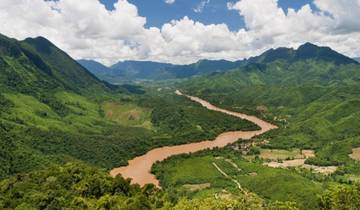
[[100, 0, 315, 31], [0, 0, 360, 65]]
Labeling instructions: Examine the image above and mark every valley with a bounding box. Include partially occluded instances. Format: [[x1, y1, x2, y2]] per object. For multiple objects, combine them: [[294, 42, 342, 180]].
[[2, 0, 360, 209], [110, 90, 276, 186], [0, 33, 359, 209]]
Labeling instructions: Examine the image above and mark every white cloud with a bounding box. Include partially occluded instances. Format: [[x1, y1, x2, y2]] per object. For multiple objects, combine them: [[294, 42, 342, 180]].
[[165, 0, 175, 4], [0, 0, 359, 65], [194, 0, 210, 13]]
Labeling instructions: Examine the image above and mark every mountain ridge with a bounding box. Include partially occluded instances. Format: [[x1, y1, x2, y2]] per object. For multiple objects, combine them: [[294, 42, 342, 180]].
[[0, 34, 117, 96], [79, 42, 358, 82], [247, 42, 358, 65]]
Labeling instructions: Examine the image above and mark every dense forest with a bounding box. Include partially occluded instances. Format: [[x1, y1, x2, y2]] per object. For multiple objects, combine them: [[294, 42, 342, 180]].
[[0, 162, 359, 210], [0, 162, 360, 210]]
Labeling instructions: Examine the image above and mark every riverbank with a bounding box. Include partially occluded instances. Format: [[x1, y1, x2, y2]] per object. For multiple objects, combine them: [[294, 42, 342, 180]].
[[110, 90, 277, 186]]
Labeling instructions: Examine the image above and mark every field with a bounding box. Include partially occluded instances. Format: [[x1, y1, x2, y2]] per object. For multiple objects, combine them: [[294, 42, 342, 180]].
[[257, 149, 305, 160], [152, 148, 324, 210], [102, 101, 153, 129]]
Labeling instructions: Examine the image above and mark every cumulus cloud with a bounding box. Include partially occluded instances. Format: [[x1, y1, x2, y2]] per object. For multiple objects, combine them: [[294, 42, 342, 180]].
[[0, 0, 359, 65], [227, 0, 360, 58], [165, 0, 175, 4]]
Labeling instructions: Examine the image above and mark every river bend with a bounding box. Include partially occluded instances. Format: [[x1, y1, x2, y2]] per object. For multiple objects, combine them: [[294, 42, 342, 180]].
[[110, 90, 277, 187]]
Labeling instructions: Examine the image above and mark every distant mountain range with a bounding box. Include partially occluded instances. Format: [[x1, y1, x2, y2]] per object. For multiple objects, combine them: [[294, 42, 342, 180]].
[[78, 59, 243, 83], [78, 43, 358, 83], [353, 57, 360, 63]]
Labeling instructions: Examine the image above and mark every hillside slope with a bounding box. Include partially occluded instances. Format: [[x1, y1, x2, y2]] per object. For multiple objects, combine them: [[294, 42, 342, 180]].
[[0, 34, 115, 96], [248, 43, 358, 65], [180, 44, 360, 168], [0, 33, 258, 179], [1, 33, 359, 209]]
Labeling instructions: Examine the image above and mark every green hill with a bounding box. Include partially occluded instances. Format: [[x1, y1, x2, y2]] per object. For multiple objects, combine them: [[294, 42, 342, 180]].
[[0, 34, 115, 96], [0, 33, 257, 179], [247, 42, 358, 65], [179, 45, 360, 168]]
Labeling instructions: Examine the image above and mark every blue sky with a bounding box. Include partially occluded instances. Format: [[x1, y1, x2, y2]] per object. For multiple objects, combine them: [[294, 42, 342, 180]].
[[100, 0, 314, 31]]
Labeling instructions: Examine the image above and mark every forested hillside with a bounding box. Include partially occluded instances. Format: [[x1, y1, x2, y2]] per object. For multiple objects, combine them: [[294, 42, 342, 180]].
[[179, 44, 360, 172], [0, 33, 256, 178]]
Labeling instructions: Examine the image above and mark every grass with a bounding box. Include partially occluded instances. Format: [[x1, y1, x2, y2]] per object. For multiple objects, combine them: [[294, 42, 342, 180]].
[[258, 149, 304, 160], [3, 92, 111, 133], [3, 93, 67, 131], [102, 101, 152, 129]]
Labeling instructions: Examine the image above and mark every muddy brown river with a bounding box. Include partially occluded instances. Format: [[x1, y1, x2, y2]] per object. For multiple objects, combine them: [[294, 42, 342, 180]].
[[110, 90, 277, 187]]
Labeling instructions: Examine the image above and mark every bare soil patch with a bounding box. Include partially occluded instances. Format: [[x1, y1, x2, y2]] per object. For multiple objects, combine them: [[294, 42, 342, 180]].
[[349, 147, 360, 160], [302, 150, 315, 158], [259, 149, 304, 160], [302, 165, 337, 175], [265, 159, 305, 168], [183, 183, 211, 192], [263, 148, 337, 175]]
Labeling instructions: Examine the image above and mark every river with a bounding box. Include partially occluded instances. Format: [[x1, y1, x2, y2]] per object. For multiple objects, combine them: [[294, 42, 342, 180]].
[[110, 90, 277, 187]]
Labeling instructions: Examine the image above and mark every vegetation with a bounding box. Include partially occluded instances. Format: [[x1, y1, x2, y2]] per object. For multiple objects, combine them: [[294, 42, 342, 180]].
[[0, 161, 357, 209], [146, 94, 259, 145], [0, 162, 166, 210], [0, 162, 309, 210], [152, 148, 323, 210], [319, 182, 360, 209], [1, 33, 359, 209], [102, 101, 153, 129], [0, 33, 258, 179], [179, 58, 360, 168], [78, 59, 243, 82]]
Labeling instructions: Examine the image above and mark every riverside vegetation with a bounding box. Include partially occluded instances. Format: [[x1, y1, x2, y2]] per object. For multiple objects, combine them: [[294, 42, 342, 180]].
[[0, 33, 359, 209]]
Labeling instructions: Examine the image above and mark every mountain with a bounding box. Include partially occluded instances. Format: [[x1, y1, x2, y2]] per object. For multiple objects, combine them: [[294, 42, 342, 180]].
[[353, 57, 360, 62], [0, 33, 255, 178], [247, 42, 358, 65], [0, 33, 150, 178], [180, 44, 360, 167], [78, 59, 244, 82], [77, 59, 111, 78], [111, 60, 174, 81], [1, 33, 359, 210], [79, 43, 357, 83], [0, 34, 116, 97], [167, 59, 243, 79]]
